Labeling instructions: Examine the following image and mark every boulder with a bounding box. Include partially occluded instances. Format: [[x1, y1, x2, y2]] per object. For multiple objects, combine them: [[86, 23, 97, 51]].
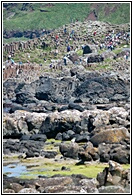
[[97, 160, 130, 192], [68, 52, 80, 64], [30, 134, 47, 142], [3, 115, 28, 138], [90, 127, 130, 147], [74, 75, 129, 104], [79, 178, 99, 193], [110, 149, 130, 164], [83, 45, 92, 55], [39, 110, 82, 138], [4, 182, 23, 193], [35, 176, 73, 189], [40, 151, 58, 158], [78, 141, 99, 162], [68, 102, 84, 112], [59, 142, 80, 159], [87, 53, 104, 63]]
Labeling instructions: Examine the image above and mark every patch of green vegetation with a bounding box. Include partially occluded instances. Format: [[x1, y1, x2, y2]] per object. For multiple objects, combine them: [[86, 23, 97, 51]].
[[46, 138, 61, 143], [76, 49, 83, 56], [3, 155, 19, 160], [19, 163, 103, 179], [100, 64, 109, 69], [113, 48, 123, 54], [19, 161, 130, 179], [98, 3, 130, 24], [98, 49, 106, 55], [3, 3, 91, 31], [3, 37, 29, 44], [103, 58, 113, 64], [3, 3, 130, 32], [122, 164, 130, 170]]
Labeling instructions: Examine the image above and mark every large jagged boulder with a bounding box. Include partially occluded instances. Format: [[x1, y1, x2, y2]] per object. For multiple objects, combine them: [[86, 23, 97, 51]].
[[97, 160, 130, 193], [89, 127, 130, 147], [3, 110, 47, 138], [34, 76, 79, 104], [3, 114, 29, 138], [39, 110, 82, 138]]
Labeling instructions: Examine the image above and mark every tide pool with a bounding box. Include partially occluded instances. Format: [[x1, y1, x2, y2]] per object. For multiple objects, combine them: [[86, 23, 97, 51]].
[[3, 163, 27, 177]]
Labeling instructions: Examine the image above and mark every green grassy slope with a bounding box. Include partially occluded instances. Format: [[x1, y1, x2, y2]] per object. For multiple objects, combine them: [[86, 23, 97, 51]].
[[97, 3, 130, 24], [3, 3, 130, 31]]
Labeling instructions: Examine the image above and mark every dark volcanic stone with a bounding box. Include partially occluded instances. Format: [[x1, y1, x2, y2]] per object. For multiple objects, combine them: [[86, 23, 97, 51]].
[[68, 103, 84, 112], [30, 134, 47, 142]]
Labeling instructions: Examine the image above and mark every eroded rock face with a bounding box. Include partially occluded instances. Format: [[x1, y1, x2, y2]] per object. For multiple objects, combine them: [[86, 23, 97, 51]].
[[3, 66, 129, 106]]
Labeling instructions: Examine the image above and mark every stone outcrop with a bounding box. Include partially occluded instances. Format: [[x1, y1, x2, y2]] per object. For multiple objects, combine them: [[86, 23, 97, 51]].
[[3, 103, 130, 164], [3, 67, 129, 105]]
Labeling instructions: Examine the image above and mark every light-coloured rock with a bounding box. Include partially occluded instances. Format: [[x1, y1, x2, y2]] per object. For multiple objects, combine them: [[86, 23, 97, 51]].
[[90, 127, 129, 146], [18, 188, 40, 193]]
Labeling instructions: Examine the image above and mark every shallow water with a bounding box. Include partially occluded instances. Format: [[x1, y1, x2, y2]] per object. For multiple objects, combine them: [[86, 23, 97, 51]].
[[3, 163, 27, 177]]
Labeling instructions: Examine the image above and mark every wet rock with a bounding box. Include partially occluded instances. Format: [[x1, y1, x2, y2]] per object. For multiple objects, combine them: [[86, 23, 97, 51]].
[[20, 135, 30, 141], [3, 139, 45, 156], [9, 103, 30, 113]]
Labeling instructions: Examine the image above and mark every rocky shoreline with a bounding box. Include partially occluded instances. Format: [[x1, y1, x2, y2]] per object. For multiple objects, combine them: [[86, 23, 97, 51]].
[[3, 19, 130, 193], [3, 65, 130, 193], [3, 160, 130, 193]]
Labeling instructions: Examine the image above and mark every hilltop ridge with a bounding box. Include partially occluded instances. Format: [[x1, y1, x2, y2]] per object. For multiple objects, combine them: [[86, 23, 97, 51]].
[[3, 3, 130, 39]]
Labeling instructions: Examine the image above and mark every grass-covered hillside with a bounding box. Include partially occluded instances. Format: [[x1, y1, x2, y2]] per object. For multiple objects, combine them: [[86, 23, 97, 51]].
[[3, 3, 130, 32]]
